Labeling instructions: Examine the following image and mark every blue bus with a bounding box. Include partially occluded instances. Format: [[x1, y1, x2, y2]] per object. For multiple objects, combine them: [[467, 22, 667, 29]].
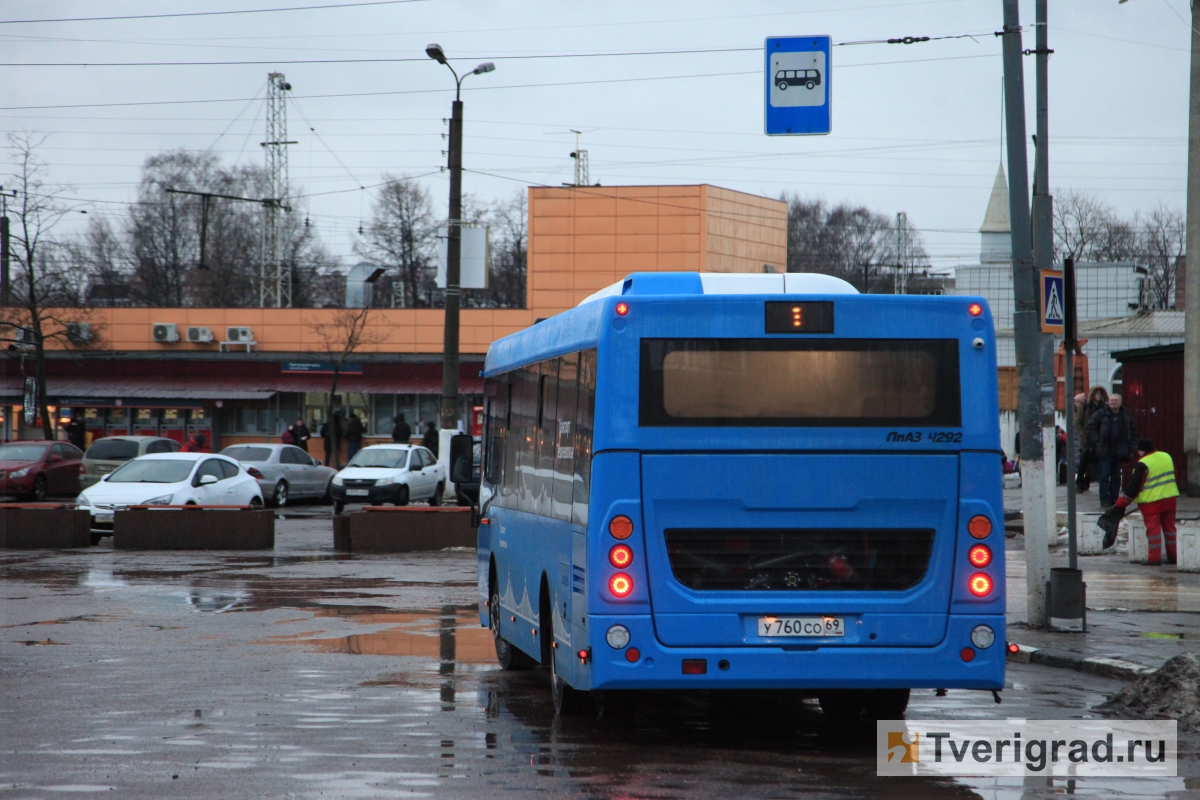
[[475, 272, 1004, 717]]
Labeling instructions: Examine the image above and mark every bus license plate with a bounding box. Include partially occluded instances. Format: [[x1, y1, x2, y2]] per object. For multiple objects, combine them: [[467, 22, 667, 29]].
[[758, 616, 844, 637], [346, 489, 370, 497], [95, 513, 114, 524]]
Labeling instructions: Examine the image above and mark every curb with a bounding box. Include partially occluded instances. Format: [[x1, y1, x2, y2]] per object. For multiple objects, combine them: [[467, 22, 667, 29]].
[[1007, 643, 1156, 680]]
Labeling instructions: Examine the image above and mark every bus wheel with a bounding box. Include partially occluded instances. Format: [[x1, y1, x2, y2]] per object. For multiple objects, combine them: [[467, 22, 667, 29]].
[[863, 689, 909, 719], [490, 587, 534, 670], [551, 651, 592, 716]]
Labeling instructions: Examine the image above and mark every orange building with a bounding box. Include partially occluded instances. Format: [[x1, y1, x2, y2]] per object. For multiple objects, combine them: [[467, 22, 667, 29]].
[[2, 184, 785, 451]]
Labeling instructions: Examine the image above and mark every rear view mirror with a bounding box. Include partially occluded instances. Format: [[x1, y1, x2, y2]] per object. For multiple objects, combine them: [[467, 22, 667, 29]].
[[198, 474, 219, 486], [313, 459, 322, 466]]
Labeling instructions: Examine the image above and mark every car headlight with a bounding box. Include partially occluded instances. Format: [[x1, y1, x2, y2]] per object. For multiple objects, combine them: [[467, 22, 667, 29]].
[[332, 475, 344, 486], [144, 494, 175, 505], [375, 477, 394, 486], [9, 467, 30, 479], [75, 494, 91, 508]]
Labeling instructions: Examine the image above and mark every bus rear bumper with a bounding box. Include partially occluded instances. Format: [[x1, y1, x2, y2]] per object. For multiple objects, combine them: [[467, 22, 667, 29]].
[[585, 614, 1005, 691]]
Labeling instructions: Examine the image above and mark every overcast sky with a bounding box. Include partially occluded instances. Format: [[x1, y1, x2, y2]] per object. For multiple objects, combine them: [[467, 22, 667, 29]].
[[0, 0, 1190, 270]]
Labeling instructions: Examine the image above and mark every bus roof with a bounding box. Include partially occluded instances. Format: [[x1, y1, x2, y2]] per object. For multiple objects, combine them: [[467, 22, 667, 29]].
[[485, 271, 859, 376]]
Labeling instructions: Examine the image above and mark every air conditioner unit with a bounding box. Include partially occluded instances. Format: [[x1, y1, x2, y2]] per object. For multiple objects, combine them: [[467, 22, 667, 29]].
[[65, 322, 91, 344], [152, 323, 180, 343], [225, 326, 254, 343], [187, 326, 215, 344]]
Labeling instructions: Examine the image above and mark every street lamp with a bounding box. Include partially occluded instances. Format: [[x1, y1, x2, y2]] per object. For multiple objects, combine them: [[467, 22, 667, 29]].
[[426, 44, 495, 432]]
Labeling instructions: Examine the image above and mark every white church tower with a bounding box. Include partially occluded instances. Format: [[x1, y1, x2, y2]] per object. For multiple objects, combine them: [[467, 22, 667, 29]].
[[979, 164, 1012, 265]]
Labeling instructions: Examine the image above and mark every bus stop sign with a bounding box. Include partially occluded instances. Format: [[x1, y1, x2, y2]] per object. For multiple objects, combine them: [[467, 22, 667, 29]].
[[765, 36, 832, 135]]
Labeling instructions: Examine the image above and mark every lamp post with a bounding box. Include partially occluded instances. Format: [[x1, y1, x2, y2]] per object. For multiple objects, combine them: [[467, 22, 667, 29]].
[[426, 43, 495, 432]]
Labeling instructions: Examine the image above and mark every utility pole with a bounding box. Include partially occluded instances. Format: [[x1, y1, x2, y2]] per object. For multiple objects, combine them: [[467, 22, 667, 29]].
[[426, 44, 495, 432], [1184, 0, 1200, 495], [260, 73, 295, 309], [1003, 0, 1052, 627], [0, 187, 14, 307], [896, 212, 909, 295], [165, 188, 279, 270]]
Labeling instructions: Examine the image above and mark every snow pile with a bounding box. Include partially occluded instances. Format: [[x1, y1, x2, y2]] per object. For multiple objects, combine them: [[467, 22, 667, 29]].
[[1098, 652, 1200, 732]]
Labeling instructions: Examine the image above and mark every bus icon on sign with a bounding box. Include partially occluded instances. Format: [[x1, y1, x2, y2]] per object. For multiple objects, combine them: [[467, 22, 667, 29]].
[[776, 69, 821, 91]]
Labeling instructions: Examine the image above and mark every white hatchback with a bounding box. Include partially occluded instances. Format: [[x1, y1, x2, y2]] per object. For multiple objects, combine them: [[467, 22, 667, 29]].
[[77, 452, 264, 533], [329, 444, 445, 513]]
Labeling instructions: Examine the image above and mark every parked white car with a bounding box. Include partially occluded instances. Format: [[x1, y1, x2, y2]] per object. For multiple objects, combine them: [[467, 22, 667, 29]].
[[77, 452, 264, 534], [330, 444, 445, 513]]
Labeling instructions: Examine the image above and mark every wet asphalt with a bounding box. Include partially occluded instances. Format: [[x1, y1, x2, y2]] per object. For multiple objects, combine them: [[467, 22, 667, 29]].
[[2, 507, 1198, 799]]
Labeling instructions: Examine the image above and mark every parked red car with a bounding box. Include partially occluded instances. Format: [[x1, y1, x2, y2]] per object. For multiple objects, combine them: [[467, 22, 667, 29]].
[[0, 441, 85, 501]]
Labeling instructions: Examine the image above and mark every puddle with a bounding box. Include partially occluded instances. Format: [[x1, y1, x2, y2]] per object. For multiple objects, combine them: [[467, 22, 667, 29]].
[[258, 608, 495, 664], [20, 639, 68, 646]]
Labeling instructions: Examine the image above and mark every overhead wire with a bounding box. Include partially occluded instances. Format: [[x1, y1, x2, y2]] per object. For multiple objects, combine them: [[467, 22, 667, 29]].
[[0, 0, 432, 26]]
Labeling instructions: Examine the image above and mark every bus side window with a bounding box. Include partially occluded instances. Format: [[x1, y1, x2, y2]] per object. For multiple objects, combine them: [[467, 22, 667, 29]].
[[517, 364, 540, 513], [572, 349, 597, 528], [535, 358, 560, 518], [503, 374, 521, 508], [553, 353, 579, 523], [484, 384, 506, 493]]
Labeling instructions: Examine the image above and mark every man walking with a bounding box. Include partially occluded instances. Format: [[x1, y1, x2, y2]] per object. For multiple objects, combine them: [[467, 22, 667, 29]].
[[391, 413, 412, 444], [289, 417, 311, 452], [1086, 392, 1137, 508], [321, 414, 342, 468], [344, 413, 364, 461], [421, 420, 438, 456], [1101, 438, 1180, 565]]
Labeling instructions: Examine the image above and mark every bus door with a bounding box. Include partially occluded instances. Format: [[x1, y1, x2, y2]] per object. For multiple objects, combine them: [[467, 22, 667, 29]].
[[132, 408, 160, 437], [105, 407, 129, 437]]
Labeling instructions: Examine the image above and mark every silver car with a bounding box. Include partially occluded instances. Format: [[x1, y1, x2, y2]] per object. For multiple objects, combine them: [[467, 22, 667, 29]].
[[219, 443, 336, 507], [81, 436, 181, 489]]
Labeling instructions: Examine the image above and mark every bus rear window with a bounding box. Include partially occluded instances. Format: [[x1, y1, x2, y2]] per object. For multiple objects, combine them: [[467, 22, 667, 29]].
[[640, 338, 960, 427]]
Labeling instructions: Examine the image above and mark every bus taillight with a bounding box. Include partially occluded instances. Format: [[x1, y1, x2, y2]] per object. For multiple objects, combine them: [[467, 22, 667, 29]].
[[609, 573, 633, 598], [968, 515, 992, 539], [609, 544, 633, 568], [615, 302, 629, 316], [609, 515, 634, 540], [968, 573, 993, 597], [968, 545, 992, 568], [968, 303, 983, 317]]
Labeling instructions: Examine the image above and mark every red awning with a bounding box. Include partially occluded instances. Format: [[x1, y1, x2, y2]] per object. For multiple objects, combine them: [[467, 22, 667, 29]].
[[1, 373, 483, 400]]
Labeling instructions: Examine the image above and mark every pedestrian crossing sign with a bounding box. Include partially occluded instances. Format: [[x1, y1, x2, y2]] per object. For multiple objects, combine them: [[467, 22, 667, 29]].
[[1041, 270, 1064, 333]]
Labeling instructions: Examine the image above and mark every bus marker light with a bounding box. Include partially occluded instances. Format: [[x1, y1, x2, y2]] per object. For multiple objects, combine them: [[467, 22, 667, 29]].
[[578, 648, 590, 664], [682, 659, 707, 675], [609, 515, 634, 539], [960, 647, 976, 662], [968, 573, 993, 597], [626, 647, 640, 663], [609, 573, 633, 598], [1007, 642, 1020, 654], [968, 515, 992, 539], [605, 625, 631, 649], [615, 302, 629, 316], [968, 303, 983, 317], [609, 544, 633, 568], [968, 544, 992, 568]]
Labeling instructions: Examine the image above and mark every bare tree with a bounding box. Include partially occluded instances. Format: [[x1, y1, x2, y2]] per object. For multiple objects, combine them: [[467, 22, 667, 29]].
[[68, 216, 130, 306], [356, 176, 437, 308], [2, 133, 96, 439], [478, 189, 527, 308], [307, 306, 386, 467], [1138, 203, 1185, 310], [1052, 188, 1139, 264]]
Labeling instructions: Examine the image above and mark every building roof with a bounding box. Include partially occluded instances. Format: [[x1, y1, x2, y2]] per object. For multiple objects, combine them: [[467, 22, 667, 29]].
[[1078, 311, 1185, 336], [979, 164, 1011, 234], [1113, 343, 1183, 362]]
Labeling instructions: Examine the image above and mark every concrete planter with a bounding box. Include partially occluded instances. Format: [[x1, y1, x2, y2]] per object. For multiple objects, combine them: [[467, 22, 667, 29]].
[[333, 507, 476, 553], [1076, 512, 1109, 556], [1177, 523, 1200, 573], [0, 504, 92, 548], [1127, 513, 1148, 564], [113, 506, 274, 550]]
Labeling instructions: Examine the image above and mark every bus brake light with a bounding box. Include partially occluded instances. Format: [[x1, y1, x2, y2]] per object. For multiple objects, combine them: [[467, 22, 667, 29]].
[[609, 573, 633, 598], [968, 545, 992, 568], [615, 302, 629, 316], [609, 544, 633, 568], [968, 573, 993, 597], [968, 303, 983, 316]]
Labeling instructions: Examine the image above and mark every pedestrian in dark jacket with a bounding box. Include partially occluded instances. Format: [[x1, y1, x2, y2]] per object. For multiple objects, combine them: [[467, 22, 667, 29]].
[[1076, 385, 1108, 489], [65, 413, 86, 450], [321, 414, 342, 467], [1087, 392, 1137, 507], [421, 421, 438, 456], [391, 413, 412, 444], [344, 414, 364, 461], [289, 418, 311, 452]]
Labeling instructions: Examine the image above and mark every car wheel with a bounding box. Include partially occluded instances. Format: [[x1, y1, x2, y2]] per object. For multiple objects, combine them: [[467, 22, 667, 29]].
[[272, 481, 288, 507], [428, 481, 443, 506], [90, 533, 103, 546], [333, 500, 345, 514], [322, 480, 333, 504], [30, 476, 47, 502], [396, 484, 409, 507], [249, 496, 264, 508]]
